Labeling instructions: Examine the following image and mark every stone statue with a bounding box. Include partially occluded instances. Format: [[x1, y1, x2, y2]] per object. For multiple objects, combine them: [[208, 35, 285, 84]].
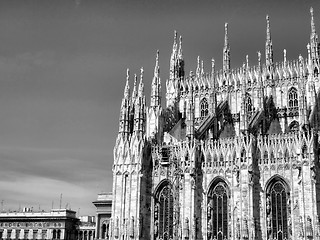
[[184, 217, 189, 238], [130, 216, 134, 238], [114, 217, 119, 239], [250, 218, 255, 239], [154, 220, 158, 237]]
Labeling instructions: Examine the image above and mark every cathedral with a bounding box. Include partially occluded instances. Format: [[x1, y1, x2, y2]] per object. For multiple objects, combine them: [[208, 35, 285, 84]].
[[111, 8, 320, 240]]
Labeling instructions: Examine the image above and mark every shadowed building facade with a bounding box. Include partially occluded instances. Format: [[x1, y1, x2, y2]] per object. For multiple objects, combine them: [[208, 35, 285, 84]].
[[111, 8, 320, 240]]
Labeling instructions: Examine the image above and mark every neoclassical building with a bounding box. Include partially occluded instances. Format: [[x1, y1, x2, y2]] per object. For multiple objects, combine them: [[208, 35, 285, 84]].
[[93, 193, 112, 239], [111, 8, 320, 240], [0, 208, 79, 240]]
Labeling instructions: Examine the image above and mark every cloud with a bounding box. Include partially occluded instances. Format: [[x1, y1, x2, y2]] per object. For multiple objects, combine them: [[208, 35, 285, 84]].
[[0, 145, 113, 215], [0, 145, 111, 184], [0, 175, 97, 214]]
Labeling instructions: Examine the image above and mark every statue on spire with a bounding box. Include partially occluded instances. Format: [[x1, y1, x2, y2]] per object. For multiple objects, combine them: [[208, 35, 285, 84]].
[[223, 23, 230, 74], [310, 7, 319, 60], [178, 35, 183, 59], [118, 69, 131, 136], [265, 15, 274, 72], [124, 68, 130, 99], [131, 74, 137, 104], [311, 7, 316, 36], [196, 56, 201, 79], [154, 50, 160, 77], [177, 35, 185, 79], [138, 67, 144, 97], [151, 50, 161, 108]]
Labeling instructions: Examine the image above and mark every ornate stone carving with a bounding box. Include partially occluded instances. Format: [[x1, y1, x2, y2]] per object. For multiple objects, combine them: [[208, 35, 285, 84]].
[[242, 217, 249, 239], [130, 216, 134, 238], [250, 217, 255, 239], [306, 216, 313, 238], [298, 216, 304, 238], [114, 217, 119, 239], [184, 217, 189, 239], [236, 218, 241, 240]]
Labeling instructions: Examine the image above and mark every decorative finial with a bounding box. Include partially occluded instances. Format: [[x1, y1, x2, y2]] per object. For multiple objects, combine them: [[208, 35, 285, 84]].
[[211, 58, 215, 73], [138, 67, 144, 96], [307, 43, 311, 59], [201, 60, 204, 75], [154, 50, 159, 75], [126, 68, 130, 82], [178, 35, 183, 58], [311, 7, 316, 34], [246, 55, 249, 68], [283, 49, 287, 63], [299, 54, 303, 63], [299, 54, 304, 73], [266, 15, 271, 41], [140, 67, 144, 82], [257, 51, 261, 64], [124, 68, 130, 98], [156, 50, 159, 63], [172, 30, 178, 54], [224, 23, 229, 47], [174, 30, 177, 45], [133, 74, 137, 88], [196, 56, 200, 77]]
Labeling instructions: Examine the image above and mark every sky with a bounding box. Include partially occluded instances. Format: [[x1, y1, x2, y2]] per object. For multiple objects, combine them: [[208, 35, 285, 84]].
[[0, 0, 319, 216]]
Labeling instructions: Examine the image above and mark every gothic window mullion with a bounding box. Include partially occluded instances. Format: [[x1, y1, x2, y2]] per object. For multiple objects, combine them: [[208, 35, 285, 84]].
[[223, 193, 228, 238], [277, 192, 281, 237], [216, 194, 219, 237], [282, 191, 288, 238], [169, 193, 173, 237], [271, 191, 277, 236], [280, 191, 284, 234], [213, 194, 217, 237], [221, 195, 224, 238]]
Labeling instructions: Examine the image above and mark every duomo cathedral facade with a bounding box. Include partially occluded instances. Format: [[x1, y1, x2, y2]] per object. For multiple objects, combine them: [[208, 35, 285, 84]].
[[110, 8, 320, 240]]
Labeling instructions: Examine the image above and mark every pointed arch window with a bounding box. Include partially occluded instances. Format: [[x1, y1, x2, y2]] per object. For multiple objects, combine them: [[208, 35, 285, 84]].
[[200, 98, 209, 118], [154, 184, 174, 240], [314, 67, 319, 77], [288, 87, 298, 109], [289, 120, 299, 132], [240, 149, 246, 163], [266, 179, 290, 240], [246, 94, 253, 119], [207, 180, 230, 240]]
